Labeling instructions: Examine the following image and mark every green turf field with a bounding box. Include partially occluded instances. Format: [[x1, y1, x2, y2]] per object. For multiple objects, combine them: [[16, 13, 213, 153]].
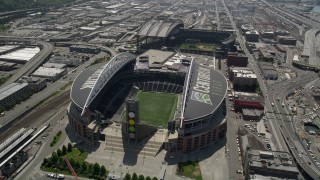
[[136, 91, 178, 128]]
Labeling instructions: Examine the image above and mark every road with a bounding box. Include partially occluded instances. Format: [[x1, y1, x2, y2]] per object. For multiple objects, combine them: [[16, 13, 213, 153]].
[[260, 0, 320, 29], [267, 72, 320, 179], [222, 0, 320, 179]]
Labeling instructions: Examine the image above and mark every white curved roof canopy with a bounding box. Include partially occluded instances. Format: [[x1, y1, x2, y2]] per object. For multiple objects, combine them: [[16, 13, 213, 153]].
[[81, 52, 136, 116]]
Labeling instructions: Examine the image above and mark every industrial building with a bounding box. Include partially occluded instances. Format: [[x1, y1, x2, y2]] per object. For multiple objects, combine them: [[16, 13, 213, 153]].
[[0, 83, 31, 110], [226, 54, 248, 67], [244, 150, 299, 179], [42, 62, 67, 69], [258, 47, 274, 61], [49, 55, 81, 67], [233, 91, 264, 112], [245, 30, 259, 42], [258, 62, 278, 80], [0, 62, 16, 71], [70, 45, 101, 54], [31, 67, 67, 81], [0, 45, 20, 55], [259, 30, 275, 39], [0, 47, 40, 64], [17, 76, 47, 93], [231, 69, 257, 91], [276, 36, 297, 46]]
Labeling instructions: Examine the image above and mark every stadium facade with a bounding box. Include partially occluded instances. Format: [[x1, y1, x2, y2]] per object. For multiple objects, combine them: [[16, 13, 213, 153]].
[[68, 52, 227, 153]]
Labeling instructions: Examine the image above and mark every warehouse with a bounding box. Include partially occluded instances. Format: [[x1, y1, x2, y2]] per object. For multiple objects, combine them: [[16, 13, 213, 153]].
[[31, 67, 67, 81], [0, 47, 40, 64]]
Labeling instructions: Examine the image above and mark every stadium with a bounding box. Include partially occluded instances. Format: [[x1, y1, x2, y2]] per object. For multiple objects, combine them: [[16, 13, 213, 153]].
[[68, 52, 227, 154]]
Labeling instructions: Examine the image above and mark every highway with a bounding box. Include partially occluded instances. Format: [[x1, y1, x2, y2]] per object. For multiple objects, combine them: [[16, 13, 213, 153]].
[[222, 0, 320, 179], [260, 0, 320, 29], [267, 73, 320, 179]]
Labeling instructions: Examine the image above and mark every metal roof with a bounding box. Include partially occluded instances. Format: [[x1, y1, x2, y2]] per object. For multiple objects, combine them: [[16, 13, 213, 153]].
[[81, 52, 135, 115], [137, 19, 183, 38], [181, 60, 227, 122]]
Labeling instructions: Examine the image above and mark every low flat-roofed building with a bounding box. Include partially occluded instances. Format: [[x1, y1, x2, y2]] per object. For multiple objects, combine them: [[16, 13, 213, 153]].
[[0, 61, 16, 71], [242, 108, 264, 120], [17, 76, 47, 93], [277, 36, 296, 46], [229, 67, 254, 81], [49, 56, 81, 67], [244, 149, 299, 179], [258, 62, 278, 80], [0, 47, 40, 64], [31, 67, 67, 81], [258, 47, 274, 62], [0, 83, 31, 110], [138, 50, 174, 65], [70, 45, 101, 54], [245, 30, 259, 42], [260, 30, 275, 39], [43, 62, 67, 69], [232, 71, 257, 91], [234, 91, 264, 111], [226, 54, 248, 67]]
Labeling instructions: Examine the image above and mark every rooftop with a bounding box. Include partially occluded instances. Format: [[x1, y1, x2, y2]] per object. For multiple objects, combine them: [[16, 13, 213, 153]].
[[137, 50, 174, 64], [0, 83, 29, 101], [0, 47, 40, 62], [32, 67, 65, 77], [183, 60, 228, 121], [248, 149, 299, 174]]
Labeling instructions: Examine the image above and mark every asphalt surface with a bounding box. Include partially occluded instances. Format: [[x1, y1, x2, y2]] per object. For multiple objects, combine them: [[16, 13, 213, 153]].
[[223, 0, 320, 179], [261, 0, 320, 29], [267, 73, 320, 179]]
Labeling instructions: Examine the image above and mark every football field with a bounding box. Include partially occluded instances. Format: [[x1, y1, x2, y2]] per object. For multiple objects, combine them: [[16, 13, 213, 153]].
[[136, 91, 178, 127]]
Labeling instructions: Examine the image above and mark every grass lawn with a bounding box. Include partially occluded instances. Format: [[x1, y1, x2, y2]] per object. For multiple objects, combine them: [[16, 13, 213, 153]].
[[135, 91, 178, 128], [179, 161, 202, 180], [50, 132, 62, 147], [66, 148, 88, 163]]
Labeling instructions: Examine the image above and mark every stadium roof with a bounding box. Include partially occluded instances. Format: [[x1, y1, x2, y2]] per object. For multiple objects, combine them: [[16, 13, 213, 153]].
[[70, 52, 136, 113], [181, 59, 227, 122], [137, 19, 183, 38]]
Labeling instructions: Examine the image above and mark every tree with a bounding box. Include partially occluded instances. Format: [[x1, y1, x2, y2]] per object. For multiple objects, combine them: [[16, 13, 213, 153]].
[[42, 158, 48, 167], [69, 158, 75, 166], [88, 163, 93, 176], [75, 161, 81, 171], [100, 165, 107, 176], [62, 145, 67, 155], [58, 157, 64, 165], [81, 162, 87, 173], [152, 177, 158, 180], [124, 173, 131, 180], [68, 143, 72, 152], [51, 152, 58, 164], [138, 175, 145, 180], [57, 149, 62, 157], [132, 173, 138, 180], [92, 163, 100, 176], [146, 176, 151, 180]]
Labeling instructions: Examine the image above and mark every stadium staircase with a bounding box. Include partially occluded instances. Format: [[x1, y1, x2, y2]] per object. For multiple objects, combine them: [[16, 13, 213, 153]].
[[104, 129, 164, 157]]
